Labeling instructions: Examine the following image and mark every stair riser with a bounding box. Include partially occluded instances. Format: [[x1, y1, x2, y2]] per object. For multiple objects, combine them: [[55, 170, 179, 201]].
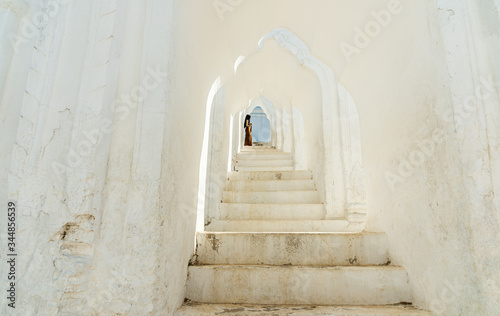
[[219, 204, 324, 220], [236, 160, 293, 167], [237, 154, 292, 160], [195, 233, 390, 266], [228, 171, 312, 181], [225, 180, 315, 191], [205, 220, 365, 233], [186, 266, 410, 305], [222, 191, 320, 204], [240, 148, 279, 152], [236, 166, 294, 172]]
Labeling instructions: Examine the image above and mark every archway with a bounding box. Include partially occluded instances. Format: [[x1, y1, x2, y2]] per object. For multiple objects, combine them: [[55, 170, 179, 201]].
[[197, 28, 367, 233], [235, 28, 367, 227]]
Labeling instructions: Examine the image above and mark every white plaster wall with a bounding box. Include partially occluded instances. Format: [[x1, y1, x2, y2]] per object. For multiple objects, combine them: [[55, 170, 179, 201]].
[[0, 0, 499, 315], [348, 1, 500, 314], [0, 0, 198, 315], [0, 1, 98, 314]]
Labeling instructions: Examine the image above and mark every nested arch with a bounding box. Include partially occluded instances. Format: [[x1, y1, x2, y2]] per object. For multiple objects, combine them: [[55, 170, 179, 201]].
[[236, 28, 367, 226], [240, 96, 276, 147], [198, 28, 367, 233], [248, 107, 271, 143]]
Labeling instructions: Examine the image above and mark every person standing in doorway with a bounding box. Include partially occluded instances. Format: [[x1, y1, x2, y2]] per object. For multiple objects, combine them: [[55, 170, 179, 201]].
[[244, 114, 253, 146]]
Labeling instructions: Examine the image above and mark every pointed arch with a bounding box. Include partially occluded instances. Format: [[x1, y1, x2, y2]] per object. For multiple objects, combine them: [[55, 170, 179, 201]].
[[235, 28, 367, 227]]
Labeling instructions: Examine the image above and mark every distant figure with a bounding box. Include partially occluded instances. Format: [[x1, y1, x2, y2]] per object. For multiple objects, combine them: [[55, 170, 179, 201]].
[[244, 114, 253, 146]]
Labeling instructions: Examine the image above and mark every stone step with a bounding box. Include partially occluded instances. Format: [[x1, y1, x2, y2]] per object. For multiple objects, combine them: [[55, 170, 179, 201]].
[[229, 170, 313, 181], [194, 232, 390, 266], [222, 191, 320, 204], [241, 146, 277, 151], [205, 219, 365, 233], [225, 179, 316, 191], [235, 166, 295, 172], [239, 151, 282, 155], [175, 303, 430, 315], [186, 265, 410, 305], [237, 153, 293, 160], [235, 159, 293, 167], [219, 203, 324, 220]]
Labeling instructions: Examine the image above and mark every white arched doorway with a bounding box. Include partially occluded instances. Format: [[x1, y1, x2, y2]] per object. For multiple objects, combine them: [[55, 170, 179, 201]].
[[234, 28, 367, 228], [197, 28, 367, 233]]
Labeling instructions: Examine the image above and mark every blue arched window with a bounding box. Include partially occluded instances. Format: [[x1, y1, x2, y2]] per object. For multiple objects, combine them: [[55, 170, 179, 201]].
[[250, 106, 271, 143]]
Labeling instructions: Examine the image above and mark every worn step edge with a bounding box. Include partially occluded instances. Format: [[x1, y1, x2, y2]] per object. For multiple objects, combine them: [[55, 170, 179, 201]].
[[205, 219, 365, 233], [236, 166, 295, 172], [236, 155, 293, 160], [175, 303, 431, 316]]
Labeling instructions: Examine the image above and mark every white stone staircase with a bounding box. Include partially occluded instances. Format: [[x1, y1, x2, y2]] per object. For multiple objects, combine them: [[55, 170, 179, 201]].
[[175, 147, 429, 315], [206, 148, 363, 233]]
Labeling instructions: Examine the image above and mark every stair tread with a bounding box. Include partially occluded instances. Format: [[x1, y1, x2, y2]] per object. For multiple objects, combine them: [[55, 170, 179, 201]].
[[237, 155, 292, 159], [228, 179, 314, 182], [198, 231, 384, 235], [221, 203, 323, 206], [237, 158, 291, 160], [228, 171, 313, 181], [231, 170, 310, 173], [224, 189, 318, 192], [224, 190, 318, 193], [236, 167, 295, 171], [175, 303, 430, 315], [236, 160, 293, 165], [210, 219, 352, 222], [189, 264, 403, 270]]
